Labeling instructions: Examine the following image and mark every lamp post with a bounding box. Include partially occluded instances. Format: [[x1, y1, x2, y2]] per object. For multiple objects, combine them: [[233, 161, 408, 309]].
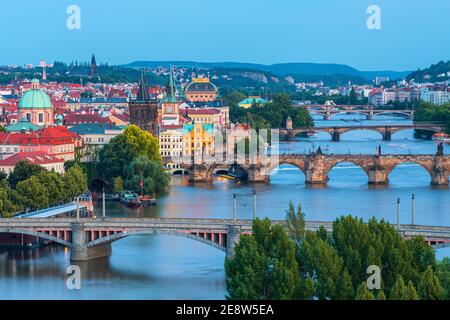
[[233, 193, 237, 224], [253, 190, 257, 220], [102, 186, 106, 219], [411, 194, 415, 225], [397, 197, 400, 230]]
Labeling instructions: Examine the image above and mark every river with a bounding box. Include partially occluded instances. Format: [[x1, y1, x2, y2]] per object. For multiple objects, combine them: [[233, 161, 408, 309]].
[[0, 115, 449, 299]]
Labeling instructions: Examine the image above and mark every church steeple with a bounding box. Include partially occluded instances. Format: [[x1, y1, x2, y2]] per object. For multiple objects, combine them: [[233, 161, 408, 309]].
[[136, 70, 150, 101], [162, 67, 179, 103]]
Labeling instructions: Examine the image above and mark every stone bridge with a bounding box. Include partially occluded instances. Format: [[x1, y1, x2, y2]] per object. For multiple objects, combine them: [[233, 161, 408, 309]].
[[1, 218, 449, 261], [165, 151, 450, 185], [279, 123, 445, 141], [304, 104, 415, 120]]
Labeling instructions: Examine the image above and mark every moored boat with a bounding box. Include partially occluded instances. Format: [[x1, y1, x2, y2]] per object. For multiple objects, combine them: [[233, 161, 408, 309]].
[[120, 191, 142, 208]]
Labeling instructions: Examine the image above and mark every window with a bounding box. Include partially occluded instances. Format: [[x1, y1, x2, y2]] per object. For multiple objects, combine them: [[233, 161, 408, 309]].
[[39, 113, 44, 123]]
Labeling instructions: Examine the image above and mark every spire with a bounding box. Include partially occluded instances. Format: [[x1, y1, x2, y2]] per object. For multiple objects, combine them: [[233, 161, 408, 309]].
[[136, 70, 150, 101], [166, 68, 176, 98]]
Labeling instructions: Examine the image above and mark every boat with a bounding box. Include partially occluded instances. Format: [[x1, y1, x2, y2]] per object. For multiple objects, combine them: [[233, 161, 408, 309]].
[[92, 192, 120, 201], [432, 132, 450, 143], [120, 191, 142, 208], [139, 195, 157, 206], [307, 130, 318, 137]]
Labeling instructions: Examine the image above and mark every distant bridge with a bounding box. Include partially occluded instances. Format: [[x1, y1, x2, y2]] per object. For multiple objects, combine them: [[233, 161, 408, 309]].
[[1, 218, 449, 261], [302, 104, 415, 120], [279, 123, 445, 141], [164, 151, 450, 185]]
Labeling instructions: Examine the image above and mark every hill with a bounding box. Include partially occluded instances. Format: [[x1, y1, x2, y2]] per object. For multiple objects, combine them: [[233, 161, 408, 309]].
[[124, 61, 410, 81], [407, 60, 450, 83]]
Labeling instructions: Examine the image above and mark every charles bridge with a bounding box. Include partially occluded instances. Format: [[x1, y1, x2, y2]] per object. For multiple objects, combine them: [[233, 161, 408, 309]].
[[1, 217, 450, 261], [279, 123, 445, 141], [164, 146, 450, 186]]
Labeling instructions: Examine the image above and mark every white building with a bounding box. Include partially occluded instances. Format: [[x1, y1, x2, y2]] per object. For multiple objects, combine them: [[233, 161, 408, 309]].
[[420, 88, 449, 105]]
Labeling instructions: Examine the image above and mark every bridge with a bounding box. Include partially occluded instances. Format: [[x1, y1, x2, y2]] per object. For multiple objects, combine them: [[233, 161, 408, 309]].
[[166, 148, 450, 185], [302, 104, 415, 120], [279, 123, 445, 141], [0, 217, 449, 261]]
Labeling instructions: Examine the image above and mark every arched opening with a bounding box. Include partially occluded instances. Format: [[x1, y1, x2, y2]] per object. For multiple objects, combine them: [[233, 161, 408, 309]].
[[213, 169, 229, 175], [329, 112, 368, 121], [172, 169, 188, 175], [340, 129, 384, 141], [327, 162, 368, 187], [372, 112, 411, 120], [388, 162, 431, 187], [269, 164, 305, 185], [310, 112, 326, 120], [90, 178, 107, 192]]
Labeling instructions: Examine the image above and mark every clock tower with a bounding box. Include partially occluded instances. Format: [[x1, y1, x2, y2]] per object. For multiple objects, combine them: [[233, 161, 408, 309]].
[[161, 69, 181, 126]]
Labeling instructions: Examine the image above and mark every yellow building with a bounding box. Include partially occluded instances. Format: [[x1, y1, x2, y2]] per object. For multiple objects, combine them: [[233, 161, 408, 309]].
[[182, 123, 215, 157]]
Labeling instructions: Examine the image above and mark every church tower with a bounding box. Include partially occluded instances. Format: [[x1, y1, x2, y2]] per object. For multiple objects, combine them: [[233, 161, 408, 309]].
[[160, 68, 181, 126], [89, 54, 97, 78], [129, 70, 159, 136]]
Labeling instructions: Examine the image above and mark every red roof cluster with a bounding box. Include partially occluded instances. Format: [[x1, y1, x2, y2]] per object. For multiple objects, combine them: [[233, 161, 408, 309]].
[[0, 151, 64, 166], [0, 127, 78, 146]]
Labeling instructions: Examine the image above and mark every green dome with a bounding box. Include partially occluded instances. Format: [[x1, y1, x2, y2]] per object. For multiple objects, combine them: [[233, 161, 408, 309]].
[[18, 81, 52, 110]]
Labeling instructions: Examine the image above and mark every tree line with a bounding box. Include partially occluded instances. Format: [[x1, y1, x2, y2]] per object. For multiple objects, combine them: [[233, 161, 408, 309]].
[[96, 125, 169, 195], [0, 162, 87, 217], [225, 202, 450, 300], [227, 92, 314, 130]]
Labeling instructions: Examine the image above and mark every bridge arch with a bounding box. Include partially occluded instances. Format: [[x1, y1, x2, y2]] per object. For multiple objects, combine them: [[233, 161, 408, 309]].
[[324, 160, 370, 182], [85, 229, 227, 253], [328, 111, 369, 120], [386, 161, 433, 184], [339, 128, 384, 140], [0, 228, 71, 247], [372, 111, 413, 119]]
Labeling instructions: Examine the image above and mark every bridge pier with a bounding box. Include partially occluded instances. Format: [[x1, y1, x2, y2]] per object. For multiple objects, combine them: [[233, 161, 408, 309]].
[[332, 130, 340, 142], [368, 167, 389, 185], [226, 225, 241, 258], [70, 222, 112, 261], [431, 160, 449, 185], [305, 154, 329, 184], [383, 129, 392, 141], [246, 165, 270, 183], [188, 164, 213, 183]]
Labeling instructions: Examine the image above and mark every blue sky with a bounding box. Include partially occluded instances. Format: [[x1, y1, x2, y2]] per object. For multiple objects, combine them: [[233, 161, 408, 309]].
[[2, 0, 450, 70]]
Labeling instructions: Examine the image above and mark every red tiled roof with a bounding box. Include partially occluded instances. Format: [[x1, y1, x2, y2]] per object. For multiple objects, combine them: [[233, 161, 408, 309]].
[[0, 151, 64, 166]]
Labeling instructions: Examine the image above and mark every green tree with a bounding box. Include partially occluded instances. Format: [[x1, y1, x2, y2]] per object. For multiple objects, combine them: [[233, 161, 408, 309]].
[[36, 171, 65, 205], [285, 201, 305, 245], [418, 266, 445, 300], [63, 164, 88, 201], [0, 184, 21, 217], [225, 218, 299, 300], [355, 283, 375, 300], [436, 258, 450, 299], [390, 277, 408, 300], [98, 125, 162, 182], [335, 268, 354, 300], [405, 281, 420, 300], [124, 156, 169, 195], [8, 161, 45, 188], [113, 176, 124, 193], [16, 176, 49, 211]]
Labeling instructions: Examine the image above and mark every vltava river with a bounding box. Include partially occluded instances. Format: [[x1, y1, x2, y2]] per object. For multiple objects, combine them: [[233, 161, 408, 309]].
[[0, 115, 449, 299]]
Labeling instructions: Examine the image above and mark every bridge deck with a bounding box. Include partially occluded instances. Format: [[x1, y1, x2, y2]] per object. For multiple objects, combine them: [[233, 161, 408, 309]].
[[1, 218, 449, 240]]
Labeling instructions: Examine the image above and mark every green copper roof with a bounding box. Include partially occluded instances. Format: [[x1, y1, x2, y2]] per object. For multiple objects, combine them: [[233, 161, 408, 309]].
[[162, 69, 180, 103], [6, 117, 42, 132], [18, 86, 52, 110]]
